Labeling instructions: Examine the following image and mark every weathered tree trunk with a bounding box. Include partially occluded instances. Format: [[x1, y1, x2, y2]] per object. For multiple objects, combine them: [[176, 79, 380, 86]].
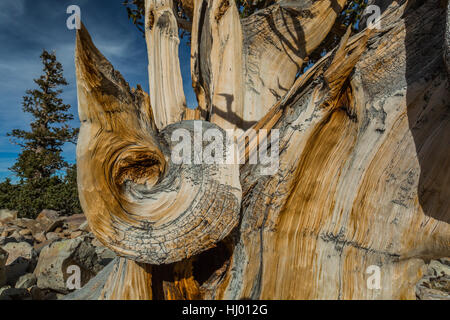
[[67, 0, 450, 300]]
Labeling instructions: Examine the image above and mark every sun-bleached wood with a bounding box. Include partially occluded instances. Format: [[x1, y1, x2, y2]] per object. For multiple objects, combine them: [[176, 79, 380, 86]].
[[75, 24, 241, 265], [190, 0, 348, 131], [70, 0, 450, 300], [146, 0, 187, 129], [189, 0, 244, 130], [216, 0, 450, 299], [241, 0, 347, 127]]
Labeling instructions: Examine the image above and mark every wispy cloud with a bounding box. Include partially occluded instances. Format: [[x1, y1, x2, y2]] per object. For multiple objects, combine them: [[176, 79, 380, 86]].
[[0, 0, 149, 178], [0, 0, 198, 181], [0, 0, 26, 24]]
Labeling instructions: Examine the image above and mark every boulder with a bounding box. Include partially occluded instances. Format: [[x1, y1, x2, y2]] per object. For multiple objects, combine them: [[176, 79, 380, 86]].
[[34, 232, 46, 243], [29, 285, 45, 300], [73, 239, 107, 274], [0, 248, 7, 287], [15, 216, 63, 238], [10, 230, 25, 243], [0, 209, 17, 224], [19, 229, 31, 236], [15, 273, 36, 289], [0, 224, 31, 244], [1, 242, 38, 285], [29, 285, 58, 300], [70, 231, 84, 239], [0, 285, 10, 295], [77, 221, 90, 233], [34, 236, 106, 293], [59, 214, 86, 231], [36, 209, 60, 221], [45, 232, 60, 241], [93, 242, 115, 267], [34, 239, 57, 255], [2, 241, 37, 265], [0, 287, 31, 300]]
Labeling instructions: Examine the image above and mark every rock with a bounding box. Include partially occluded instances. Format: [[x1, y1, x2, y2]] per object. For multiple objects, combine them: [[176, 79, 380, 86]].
[[2, 241, 37, 265], [1, 242, 38, 285], [0, 285, 11, 295], [78, 221, 90, 233], [29, 285, 44, 300], [9, 230, 25, 242], [45, 232, 60, 241], [13, 218, 33, 229], [34, 236, 105, 293], [0, 248, 7, 287], [15, 273, 36, 289], [74, 239, 107, 274], [91, 237, 102, 247], [15, 216, 63, 238], [0, 287, 31, 300], [34, 232, 46, 243], [94, 245, 115, 267], [28, 285, 58, 300], [35, 239, 81, 293], [1, 224, 33, 245], [36, 210, 60, 221], [33, 239, 57, 255], [0, 226, 14, 238], [0, 226, 18, 240], [70, 231, 83, 239], [0, 209, 17, 224], [4, 257, 31, 286], [89, 235, 115, 266], [60, 214, 86, 231], [55, 293, 66, 300], [64, 258, 117, 300], [19, 229, 31, 236]]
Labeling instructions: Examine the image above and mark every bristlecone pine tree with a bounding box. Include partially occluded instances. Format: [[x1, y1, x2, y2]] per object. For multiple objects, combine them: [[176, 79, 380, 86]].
[[0, 50, 80, 218], [68, 0, 450, 299]]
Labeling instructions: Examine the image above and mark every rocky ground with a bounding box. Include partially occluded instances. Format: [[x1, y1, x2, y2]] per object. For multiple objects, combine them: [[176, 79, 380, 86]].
[[0, 209, 115, 300], [0, 208, 448, 300]]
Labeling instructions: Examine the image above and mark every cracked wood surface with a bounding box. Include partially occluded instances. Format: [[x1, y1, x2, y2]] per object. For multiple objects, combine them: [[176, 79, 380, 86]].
[[75, 23, 241, 266], [70, 0, 450, 300], [214, 0, 450, 299], [241, 0, 347, 127], [190, 0, 347, 131], [146, 0, 187, 129]]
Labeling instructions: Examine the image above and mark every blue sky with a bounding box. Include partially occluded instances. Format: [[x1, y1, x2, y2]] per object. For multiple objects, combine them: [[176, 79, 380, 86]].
[[0, 0, 196, 181]]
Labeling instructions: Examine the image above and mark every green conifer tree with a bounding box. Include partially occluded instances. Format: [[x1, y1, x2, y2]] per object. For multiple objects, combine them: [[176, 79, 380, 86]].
[[0, 50, 81, 218]]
